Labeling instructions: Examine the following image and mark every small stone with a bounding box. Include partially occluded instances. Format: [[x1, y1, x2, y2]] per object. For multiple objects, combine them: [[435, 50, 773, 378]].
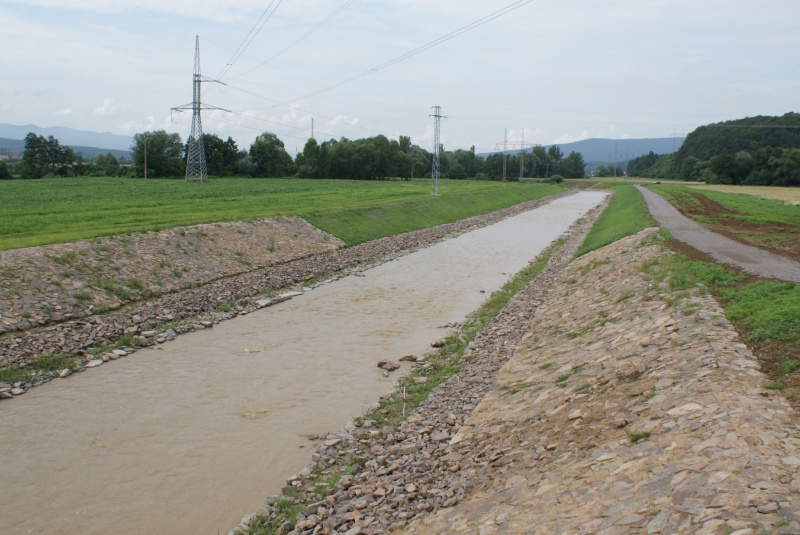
[[85, 359, 104, 368], [757, 502, 778, 514], [10, 388, 25, 395], [377, 360, 400, 371], [399, 355, 417, 362], [667, 403, 703, 417]]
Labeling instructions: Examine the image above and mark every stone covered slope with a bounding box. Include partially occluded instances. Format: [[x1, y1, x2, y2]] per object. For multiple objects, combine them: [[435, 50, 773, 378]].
[[0, 216, 342, 333], [403, 229, 800, 535]]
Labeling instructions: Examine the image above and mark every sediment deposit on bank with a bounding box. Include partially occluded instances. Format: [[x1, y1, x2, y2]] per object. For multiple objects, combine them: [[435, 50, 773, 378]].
[[269, 229, 799, 535]]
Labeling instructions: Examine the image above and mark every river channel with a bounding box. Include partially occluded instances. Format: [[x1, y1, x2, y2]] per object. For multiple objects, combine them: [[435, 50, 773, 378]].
[[0, 191, 607, 534]]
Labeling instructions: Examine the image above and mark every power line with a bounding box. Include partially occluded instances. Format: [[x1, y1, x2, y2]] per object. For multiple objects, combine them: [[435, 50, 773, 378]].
[[215, 0, 284, 81], [228, 0, 358, 82], [293, 0, 535, 101]]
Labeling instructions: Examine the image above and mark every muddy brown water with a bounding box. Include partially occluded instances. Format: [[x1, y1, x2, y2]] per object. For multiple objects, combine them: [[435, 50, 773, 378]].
[[0, 191, 607, 535]]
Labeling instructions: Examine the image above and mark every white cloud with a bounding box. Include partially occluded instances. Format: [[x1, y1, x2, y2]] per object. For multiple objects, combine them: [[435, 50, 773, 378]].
[[94, 99, 116, 117], [553, 131, 591, 144], [55, 107, 73, 116]]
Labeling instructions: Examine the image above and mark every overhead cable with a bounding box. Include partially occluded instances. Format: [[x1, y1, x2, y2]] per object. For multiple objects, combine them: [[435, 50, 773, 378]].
[[294, 0, 535, 101], [215, 0, 284, 81], [228, 0, 358, 82]]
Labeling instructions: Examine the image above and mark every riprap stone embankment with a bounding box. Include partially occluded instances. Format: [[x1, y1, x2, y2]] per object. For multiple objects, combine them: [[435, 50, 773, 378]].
[[0, 193, 572, 372], [280, 229, 800, 535]]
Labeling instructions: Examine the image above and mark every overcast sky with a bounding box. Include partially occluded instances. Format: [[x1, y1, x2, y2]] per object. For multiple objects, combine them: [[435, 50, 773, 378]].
[[1, 0, 798, 154]]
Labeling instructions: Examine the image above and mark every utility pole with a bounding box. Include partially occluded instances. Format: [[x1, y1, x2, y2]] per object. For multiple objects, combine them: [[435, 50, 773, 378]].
[[502, 128, 507, 181], [607, 144, 619, 178], [311, 118, 314, 139], [171, 36, 228, 182], [144, 133, 148, 183], [519, 128, 524, 180], [430, 106, 446, 196]]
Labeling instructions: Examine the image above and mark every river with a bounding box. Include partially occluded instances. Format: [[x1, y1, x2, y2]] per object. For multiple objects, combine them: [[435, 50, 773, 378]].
[[0, 190, 607, 534]]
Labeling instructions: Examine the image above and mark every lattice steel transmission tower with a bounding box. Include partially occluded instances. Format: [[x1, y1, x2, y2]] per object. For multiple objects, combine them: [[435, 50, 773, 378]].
[[430, 106, 446, 196], [171, 36, 227, 182], [502, 128, 508, 181]]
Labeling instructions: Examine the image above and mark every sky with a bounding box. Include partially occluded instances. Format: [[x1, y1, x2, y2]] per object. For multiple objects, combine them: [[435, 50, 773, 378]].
[[1, 0, 799, 155]]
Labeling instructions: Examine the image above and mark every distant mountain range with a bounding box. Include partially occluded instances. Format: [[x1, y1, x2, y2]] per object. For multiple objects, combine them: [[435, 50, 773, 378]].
[[479, 137, 684, 172], [0, 123, 133, 159]]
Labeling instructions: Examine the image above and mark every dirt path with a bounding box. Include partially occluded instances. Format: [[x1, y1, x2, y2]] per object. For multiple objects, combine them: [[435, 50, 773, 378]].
[[636, 185, 800, 283]]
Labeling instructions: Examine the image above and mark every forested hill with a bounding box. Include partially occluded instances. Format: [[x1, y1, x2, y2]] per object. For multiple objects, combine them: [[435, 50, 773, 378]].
[[626, 113, 800, 186], [676, 113, 800, 169]]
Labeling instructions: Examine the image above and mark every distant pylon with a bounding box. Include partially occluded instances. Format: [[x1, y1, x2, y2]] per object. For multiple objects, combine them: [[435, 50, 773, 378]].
[[430, 106, 446, 196], [171, 36, 228, 182], [502, 128, 507, 181]]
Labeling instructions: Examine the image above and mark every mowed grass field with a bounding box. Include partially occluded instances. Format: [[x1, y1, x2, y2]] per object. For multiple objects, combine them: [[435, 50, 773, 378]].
[[651, 184, 800, 228], [0, 177, 565, 250], [687, 184, 800, 205]]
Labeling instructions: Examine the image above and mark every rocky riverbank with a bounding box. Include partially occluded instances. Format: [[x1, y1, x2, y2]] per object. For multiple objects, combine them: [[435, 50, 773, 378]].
[[0, 216, 343, 334], [242, 228, 800, 535], [0, 192, 573, 395]]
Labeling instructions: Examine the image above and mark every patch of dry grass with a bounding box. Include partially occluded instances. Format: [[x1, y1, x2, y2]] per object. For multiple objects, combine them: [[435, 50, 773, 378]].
[[688, 184, 800, 205]]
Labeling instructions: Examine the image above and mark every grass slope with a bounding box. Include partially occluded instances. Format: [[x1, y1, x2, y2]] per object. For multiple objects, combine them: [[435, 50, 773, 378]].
[[0, 177, 563, 250], [573, 183, 655, 258], [305, 183, 564, 246]]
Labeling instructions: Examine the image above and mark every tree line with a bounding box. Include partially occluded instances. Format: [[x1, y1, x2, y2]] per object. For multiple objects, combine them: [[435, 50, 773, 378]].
[[626, 113, 800, 186], [2, 130, 587, 181]]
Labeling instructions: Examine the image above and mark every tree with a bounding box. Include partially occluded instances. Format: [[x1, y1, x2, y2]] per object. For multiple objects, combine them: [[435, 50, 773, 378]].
[[202, 134, 240, 176], [547, 145, 564, 169], [708, 153, 739, 184], [559, 151, 586, 178], [131, 131, 185, 178], [21, 132, 75, 178], [250, 132, 292, 177], [295, 138, 321, 178], [594, 165, 624, 177], [530, 145, 550, 178], [0, 161, 12, 180]]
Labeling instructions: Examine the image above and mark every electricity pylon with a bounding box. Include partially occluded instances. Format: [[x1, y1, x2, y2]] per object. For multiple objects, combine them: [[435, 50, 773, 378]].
[[430, 106, 446, 196], [171, 36, 228, 182]]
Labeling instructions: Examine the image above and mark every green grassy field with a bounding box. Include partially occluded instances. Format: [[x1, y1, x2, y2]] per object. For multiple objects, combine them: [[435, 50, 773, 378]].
[[0, 177, 565, 250], [651, 185, 800, 227], [573, 183, 656, 258]]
